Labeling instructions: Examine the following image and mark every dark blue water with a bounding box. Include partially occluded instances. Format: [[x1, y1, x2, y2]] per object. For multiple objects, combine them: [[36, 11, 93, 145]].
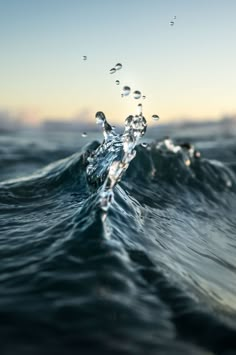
[[0, 122, 236, 355]]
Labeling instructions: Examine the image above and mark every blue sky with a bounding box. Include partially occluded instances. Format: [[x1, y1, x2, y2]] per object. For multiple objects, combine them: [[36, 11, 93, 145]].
[[0, 0, 236, 125]]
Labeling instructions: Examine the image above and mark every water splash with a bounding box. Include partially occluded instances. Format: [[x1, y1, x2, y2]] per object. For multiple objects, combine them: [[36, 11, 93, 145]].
[[87, 111, 147, 215], [115, 80, 120, 85], [82, 55, 87, 60]]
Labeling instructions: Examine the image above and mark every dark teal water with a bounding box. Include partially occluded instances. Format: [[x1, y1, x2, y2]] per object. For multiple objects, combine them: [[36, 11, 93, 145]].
[[0, 124, 236, 355]]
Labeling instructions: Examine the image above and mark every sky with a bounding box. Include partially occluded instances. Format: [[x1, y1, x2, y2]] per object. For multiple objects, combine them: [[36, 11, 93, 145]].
[[0, 0, 236, 126]]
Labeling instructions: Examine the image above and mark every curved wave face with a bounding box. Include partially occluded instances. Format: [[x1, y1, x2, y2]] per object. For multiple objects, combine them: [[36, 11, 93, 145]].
[[0, 120, 236, 355]]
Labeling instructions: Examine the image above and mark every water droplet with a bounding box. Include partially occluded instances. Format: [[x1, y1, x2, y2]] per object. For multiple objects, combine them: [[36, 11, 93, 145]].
[[122, 86, 131, 97], [152, 114, 160, 121], [170, 21, 174, 26], [141, 142, 148, 148], [96, 111, 106, 125], [110, 68, 116, 74], [81, 132, 87, 137], [173, 16, 176, 19], [142, 95, 146, 100], [82, 55, 87, 60], [137, 103, 142, 115], [115, 80, 120, 85], [133, 90, 142, 99], [115, 63, 122, 70]]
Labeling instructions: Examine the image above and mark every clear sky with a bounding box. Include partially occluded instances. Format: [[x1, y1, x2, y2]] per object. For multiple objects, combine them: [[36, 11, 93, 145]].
[[1, 0, 236, 125]]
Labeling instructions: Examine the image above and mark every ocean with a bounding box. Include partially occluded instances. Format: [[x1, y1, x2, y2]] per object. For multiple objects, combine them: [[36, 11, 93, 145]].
[[0, 115, 236, 355]]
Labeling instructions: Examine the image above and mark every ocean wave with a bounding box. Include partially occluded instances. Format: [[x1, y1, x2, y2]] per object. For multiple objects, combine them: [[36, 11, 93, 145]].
[[0, 126, 236, 354]]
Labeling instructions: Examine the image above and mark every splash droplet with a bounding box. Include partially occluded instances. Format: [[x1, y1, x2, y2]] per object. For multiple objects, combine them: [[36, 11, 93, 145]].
[[133, 90, 142, 99], [82, 55, 87, 61], [81, 132, 87, 137], [137, 103, 143, 115], [174, 16, 176, 19], [96, 111, 106, 125], [152, 114, 160, 121], [142, 95, 146, 100], [110, 68, 116, 74], [169, 21, 174, 26], [115, 80, 120, 85], [115, 63, 122, 70], [122, 86, 131, 97], [141, 142, 148, 148]]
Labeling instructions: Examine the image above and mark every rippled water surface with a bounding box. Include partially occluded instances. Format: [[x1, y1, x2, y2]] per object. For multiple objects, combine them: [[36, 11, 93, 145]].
[[0, 121, 236, 355]]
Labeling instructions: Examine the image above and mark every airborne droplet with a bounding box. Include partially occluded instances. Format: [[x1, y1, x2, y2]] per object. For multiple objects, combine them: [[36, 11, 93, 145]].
[[173, 16, 176, 19], [152, 114, 160, 121], [141, 142, 148, 148], [133, 90, 142, 99], [110, 68, 116, 74], [115, 80, 120, 85], [169, 21, 174, 26], [81, 132, 87, 137], [142, 95, 146, 100], [122, 86, 131, 97], [82, 55, 87, 60], [137, 103, 143, 115], [115, 63, 122, 70]]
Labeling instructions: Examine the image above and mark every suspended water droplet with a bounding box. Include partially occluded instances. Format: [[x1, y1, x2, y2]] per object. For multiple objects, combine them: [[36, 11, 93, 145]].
[[152, 114, 160, 121], [169, 21, 174, 26], [110, 68, 116, 74], [142, 95, 146, 100], [137, 103, 142, 115], [81, 132, 87, 137], [133, 90, 142, 99], [122, 86, 131, 97], [115, 63, 122, 70], [115, 80, 120, 85], [82, 55, 87, 60], [173, 16, 176, 19], [141, 142, 148, 148]]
